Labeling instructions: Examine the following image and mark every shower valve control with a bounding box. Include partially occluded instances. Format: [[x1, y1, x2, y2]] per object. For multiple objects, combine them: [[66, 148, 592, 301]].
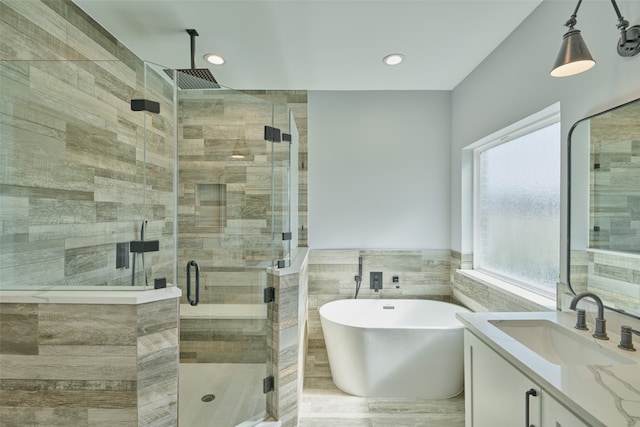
[[370, 272, 383, 292]]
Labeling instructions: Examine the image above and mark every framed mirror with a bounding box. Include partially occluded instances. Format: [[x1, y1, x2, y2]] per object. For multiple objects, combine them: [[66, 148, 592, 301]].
[[568, 97, 640, 319]]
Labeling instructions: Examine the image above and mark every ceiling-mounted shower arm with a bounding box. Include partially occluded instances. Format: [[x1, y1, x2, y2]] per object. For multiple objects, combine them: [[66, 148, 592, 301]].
[[186, 29, 199, 70], [163, 28, 219, 89]]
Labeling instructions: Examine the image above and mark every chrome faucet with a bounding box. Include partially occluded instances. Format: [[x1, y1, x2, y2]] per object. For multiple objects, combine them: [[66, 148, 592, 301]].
[[569, 292, 608, 340]]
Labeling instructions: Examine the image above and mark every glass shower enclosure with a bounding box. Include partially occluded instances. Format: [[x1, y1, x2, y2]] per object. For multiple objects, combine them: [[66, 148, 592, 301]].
[[173, 79, 299, 426], [0, 59, 176, 291], [0, 58, 299, 426]]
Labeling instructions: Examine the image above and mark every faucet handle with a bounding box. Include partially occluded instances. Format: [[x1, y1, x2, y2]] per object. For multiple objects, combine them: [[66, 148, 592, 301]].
[[618, 325, 639, 351], [574, 308, 588, 330]]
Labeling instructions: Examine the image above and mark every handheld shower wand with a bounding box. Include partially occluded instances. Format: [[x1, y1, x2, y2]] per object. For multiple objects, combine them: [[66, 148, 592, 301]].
[[354, 256, 363, 299], [130, 220, 149, 287]]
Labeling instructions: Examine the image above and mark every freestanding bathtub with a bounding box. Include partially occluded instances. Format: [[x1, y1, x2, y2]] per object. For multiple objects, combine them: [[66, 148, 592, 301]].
[[319, 298, 471, 398]]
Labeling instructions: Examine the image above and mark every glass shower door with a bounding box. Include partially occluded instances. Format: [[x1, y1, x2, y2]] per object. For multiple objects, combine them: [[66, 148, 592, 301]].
[[176, 85, 277, 426]]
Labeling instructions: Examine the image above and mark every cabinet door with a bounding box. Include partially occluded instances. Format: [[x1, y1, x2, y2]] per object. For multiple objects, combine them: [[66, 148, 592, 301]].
[[541, 390, 589, 427], [465, 330, 541, 427]]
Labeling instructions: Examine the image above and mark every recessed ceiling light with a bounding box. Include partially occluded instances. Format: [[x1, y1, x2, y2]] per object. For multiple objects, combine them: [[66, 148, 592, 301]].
[[204, 53, 225, 65], [382, 53, 404, 65]]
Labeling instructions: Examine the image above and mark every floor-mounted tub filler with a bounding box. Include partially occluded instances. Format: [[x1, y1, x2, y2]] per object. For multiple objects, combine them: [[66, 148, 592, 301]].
[[319, 299, 471, 398]]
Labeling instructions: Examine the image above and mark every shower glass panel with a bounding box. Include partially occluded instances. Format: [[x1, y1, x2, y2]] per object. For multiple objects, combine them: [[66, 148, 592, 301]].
[[272, 103, 290, 266], [270, 103, 299, 267], [176, 86, 281, 426], [1, 58, 298, 425], [288, 108, 300, 262], [0, 59, 176, 290]]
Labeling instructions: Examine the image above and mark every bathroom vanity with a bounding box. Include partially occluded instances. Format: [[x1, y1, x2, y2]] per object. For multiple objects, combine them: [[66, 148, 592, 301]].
[[458, 311, 640, 427]]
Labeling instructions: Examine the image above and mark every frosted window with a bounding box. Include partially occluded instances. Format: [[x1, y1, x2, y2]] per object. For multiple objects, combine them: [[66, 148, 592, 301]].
[[477, 122, 561, 296]]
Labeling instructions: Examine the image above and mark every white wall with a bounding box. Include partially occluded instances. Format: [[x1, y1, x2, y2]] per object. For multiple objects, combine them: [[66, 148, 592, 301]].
[[307, 1, 640, 261], [451, 0, 640, 281], [308, 91, 451, 249]]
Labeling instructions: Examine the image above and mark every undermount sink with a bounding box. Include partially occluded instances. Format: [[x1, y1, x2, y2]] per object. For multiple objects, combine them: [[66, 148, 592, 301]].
[[489, 319, 634, 366]]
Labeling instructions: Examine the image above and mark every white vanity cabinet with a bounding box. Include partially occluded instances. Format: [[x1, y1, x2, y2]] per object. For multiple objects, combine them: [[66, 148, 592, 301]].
[[540, 391, 588, 427], [464, 330, 588, 427]]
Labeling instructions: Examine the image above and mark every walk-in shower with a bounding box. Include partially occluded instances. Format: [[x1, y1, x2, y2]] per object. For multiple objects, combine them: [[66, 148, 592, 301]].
[[173, 70, 299, 426], [0, 57, 299, 426]]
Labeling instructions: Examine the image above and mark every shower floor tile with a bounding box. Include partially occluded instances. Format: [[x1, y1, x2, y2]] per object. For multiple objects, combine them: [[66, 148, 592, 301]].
[[179, 363, 266, 427]]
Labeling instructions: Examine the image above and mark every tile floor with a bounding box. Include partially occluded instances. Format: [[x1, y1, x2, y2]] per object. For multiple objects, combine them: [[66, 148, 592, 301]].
[[298, 341, 465, 426], [299, 388, 465, 427]]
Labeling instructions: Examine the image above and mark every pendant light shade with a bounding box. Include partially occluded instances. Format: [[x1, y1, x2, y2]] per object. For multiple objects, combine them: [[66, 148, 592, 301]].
[[550, 0, 639, 78], [550, 28, 595, 77]]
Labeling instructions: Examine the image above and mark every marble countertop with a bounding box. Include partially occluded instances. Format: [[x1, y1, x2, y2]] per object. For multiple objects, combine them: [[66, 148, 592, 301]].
[[0, 286, 181, 304], [457, 311, 640, 427]]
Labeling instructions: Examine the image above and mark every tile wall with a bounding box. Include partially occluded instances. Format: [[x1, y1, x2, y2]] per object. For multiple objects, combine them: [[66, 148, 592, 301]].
[[175, 89, 307, 365], [589, 103, 640, 252], [244, 91, 308, 248], [267, 249, 310, 427], [570, 249, 640, 314], [176, 89, 307, 305], [179, 316, 267, 364], [0, 298, 179, 426], [1, 0, 176, 289]]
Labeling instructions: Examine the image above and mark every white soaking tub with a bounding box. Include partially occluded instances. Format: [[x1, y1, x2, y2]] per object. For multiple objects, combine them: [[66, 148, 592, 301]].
[[319, 298, 471, 398]]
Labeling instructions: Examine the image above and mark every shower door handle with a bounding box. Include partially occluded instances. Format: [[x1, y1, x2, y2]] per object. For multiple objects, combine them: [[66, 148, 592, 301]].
[[186, 260, 200, 306]]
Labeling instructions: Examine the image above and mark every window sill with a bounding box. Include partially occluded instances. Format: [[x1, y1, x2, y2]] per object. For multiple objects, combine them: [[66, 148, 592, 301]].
[[457, 269, 556, 311]]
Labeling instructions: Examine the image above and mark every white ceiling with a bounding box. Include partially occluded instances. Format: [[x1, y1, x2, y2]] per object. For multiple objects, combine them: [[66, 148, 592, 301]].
[[74, 0, 543, 91]]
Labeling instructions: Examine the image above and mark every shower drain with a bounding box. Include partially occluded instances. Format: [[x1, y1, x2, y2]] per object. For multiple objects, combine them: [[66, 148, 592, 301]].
[[201, 394, 216, 403]]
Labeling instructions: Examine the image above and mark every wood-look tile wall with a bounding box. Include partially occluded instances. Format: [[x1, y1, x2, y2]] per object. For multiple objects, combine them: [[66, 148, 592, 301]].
[[0, 298, 179, 426], [1, 0, 176, 289], [177, 90, 280, 305], [590, 138, 640, 251], [266, 249, 309, 427], [176, 90, 307, 366], [176, 89, 308, 306], [179, 317, 267, 363], [570, 249, 640, 314], [1, 2, 179, 425], [243, 90, 309, 248], [589, 101, 640, 252]]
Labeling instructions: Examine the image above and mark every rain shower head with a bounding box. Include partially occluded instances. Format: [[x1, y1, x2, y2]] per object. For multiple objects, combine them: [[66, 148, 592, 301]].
[[164, 29, 220, 89], [165, 68, 220, 90]]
